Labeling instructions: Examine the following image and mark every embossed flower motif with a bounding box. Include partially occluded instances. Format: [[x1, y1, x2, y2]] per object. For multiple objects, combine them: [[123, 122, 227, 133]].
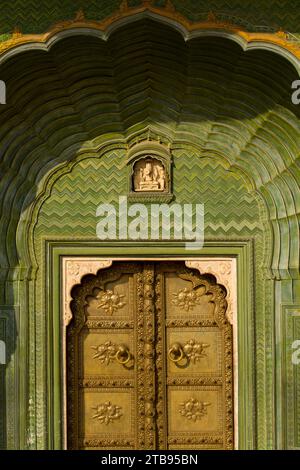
[[96, 289, 126, 315], [92, 402, 123, 425], [92, 341, 118, 365], [68, 262, 81, 278], [172, 287, 202, 311], [179, 398, 211, 421], [183, 339, 210, 364]]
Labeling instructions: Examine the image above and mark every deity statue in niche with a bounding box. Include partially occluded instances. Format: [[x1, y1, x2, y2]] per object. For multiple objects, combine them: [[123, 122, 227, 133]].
[[133, 157, 166, 192]]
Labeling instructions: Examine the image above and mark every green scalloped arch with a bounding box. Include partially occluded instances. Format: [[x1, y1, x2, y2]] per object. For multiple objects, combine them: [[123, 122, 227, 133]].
[[0, 20, 297, 278]]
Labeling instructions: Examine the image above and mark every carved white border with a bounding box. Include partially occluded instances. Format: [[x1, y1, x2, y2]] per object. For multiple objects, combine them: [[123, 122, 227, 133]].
[[185, 258, 236, 325], [62, 258, 113, 326]]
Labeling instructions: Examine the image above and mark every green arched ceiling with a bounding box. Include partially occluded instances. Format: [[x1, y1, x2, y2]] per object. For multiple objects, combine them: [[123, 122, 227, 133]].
[[0, 19, 299, 278]]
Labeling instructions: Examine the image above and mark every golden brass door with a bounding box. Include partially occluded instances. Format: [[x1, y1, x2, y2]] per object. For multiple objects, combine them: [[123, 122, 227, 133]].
[[67, 262, 233, 450]]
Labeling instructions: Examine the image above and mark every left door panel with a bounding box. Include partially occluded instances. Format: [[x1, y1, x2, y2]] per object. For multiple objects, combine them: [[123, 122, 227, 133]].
[[67, 262, 154, 450]]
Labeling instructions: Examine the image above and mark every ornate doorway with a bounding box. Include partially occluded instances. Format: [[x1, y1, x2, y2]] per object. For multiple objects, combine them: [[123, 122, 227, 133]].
[[67, 262, 233, 450]]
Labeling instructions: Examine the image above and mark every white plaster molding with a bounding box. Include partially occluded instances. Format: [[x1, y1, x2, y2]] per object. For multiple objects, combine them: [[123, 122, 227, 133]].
[[62, 257, 113, 326], [185, 258, 237, 325]]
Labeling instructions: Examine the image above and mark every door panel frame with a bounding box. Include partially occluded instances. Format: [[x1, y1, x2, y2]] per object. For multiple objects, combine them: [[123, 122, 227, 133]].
[[47, 240, 254, 449]]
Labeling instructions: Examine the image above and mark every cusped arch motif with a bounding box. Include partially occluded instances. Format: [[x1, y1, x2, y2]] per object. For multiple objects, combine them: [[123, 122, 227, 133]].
[[0, 9, 296, 278]]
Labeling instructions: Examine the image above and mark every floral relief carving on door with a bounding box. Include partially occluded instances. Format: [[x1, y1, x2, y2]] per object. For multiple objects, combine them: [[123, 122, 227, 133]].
[[67, 262, 233, 450]]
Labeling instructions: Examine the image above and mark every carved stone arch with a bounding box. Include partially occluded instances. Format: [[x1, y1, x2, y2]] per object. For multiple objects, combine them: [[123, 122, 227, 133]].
[[177, 267, 229, 328], [69, 262, 140, 329], [63, 258, 113, 327], [186, 259, 237, 326], [20, 142, 126, 272]]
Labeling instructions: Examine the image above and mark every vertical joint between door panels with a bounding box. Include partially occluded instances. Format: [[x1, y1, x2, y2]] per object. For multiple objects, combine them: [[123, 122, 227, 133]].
[[142, 264, 156, 449]]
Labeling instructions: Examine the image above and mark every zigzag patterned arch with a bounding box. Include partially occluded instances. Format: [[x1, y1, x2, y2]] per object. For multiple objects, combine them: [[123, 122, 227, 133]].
[[0, 18, 298, 279]]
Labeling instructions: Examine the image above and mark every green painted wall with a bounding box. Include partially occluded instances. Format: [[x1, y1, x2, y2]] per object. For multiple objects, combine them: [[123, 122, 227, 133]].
[[35, 153, 263, 240], [0, 16, 299, 449], [33, 151, 264, 449]]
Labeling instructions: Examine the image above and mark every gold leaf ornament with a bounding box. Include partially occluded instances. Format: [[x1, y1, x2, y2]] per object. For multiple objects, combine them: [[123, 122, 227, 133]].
[[172, 287, 203, 311], [96, 289, 126, 315], [92, 402, 123, 425], [179, 398, 211, 421]]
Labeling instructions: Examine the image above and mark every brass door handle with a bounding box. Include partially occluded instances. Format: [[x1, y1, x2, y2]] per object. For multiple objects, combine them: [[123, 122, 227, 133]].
[[168, 339, 210, 365], [168, 342, 184, 363], [115, 344, 132, 365]]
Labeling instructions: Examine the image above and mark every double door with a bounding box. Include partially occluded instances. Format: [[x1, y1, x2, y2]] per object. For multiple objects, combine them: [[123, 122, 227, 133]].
[[67, 262, 233, 449]]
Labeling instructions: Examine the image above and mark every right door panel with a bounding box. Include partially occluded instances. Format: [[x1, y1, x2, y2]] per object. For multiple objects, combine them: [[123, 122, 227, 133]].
[[155, 263, 234, 450]]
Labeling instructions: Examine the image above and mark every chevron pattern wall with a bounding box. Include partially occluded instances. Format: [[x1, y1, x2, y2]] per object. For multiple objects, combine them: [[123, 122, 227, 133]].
[[35, 151, 263, 240], [35, 153, 128, 240]]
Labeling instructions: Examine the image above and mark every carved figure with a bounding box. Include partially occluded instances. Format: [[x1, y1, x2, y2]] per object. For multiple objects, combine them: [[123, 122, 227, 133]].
[[133, 158, 166, 191]]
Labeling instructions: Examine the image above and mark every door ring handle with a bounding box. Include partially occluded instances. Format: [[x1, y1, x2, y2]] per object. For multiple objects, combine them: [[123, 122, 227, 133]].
[[168, 343, 184, 363], [115, 345, 131, 365]]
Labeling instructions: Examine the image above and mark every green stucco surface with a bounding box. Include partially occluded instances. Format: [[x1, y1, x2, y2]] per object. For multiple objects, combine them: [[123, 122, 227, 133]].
[[33, 151, 265, 448], [0, 12, 299, 449], [35, 154, 262, 240]]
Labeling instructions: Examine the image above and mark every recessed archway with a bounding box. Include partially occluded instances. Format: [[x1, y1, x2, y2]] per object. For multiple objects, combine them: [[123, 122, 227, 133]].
[[0, 14, 299, 449]]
